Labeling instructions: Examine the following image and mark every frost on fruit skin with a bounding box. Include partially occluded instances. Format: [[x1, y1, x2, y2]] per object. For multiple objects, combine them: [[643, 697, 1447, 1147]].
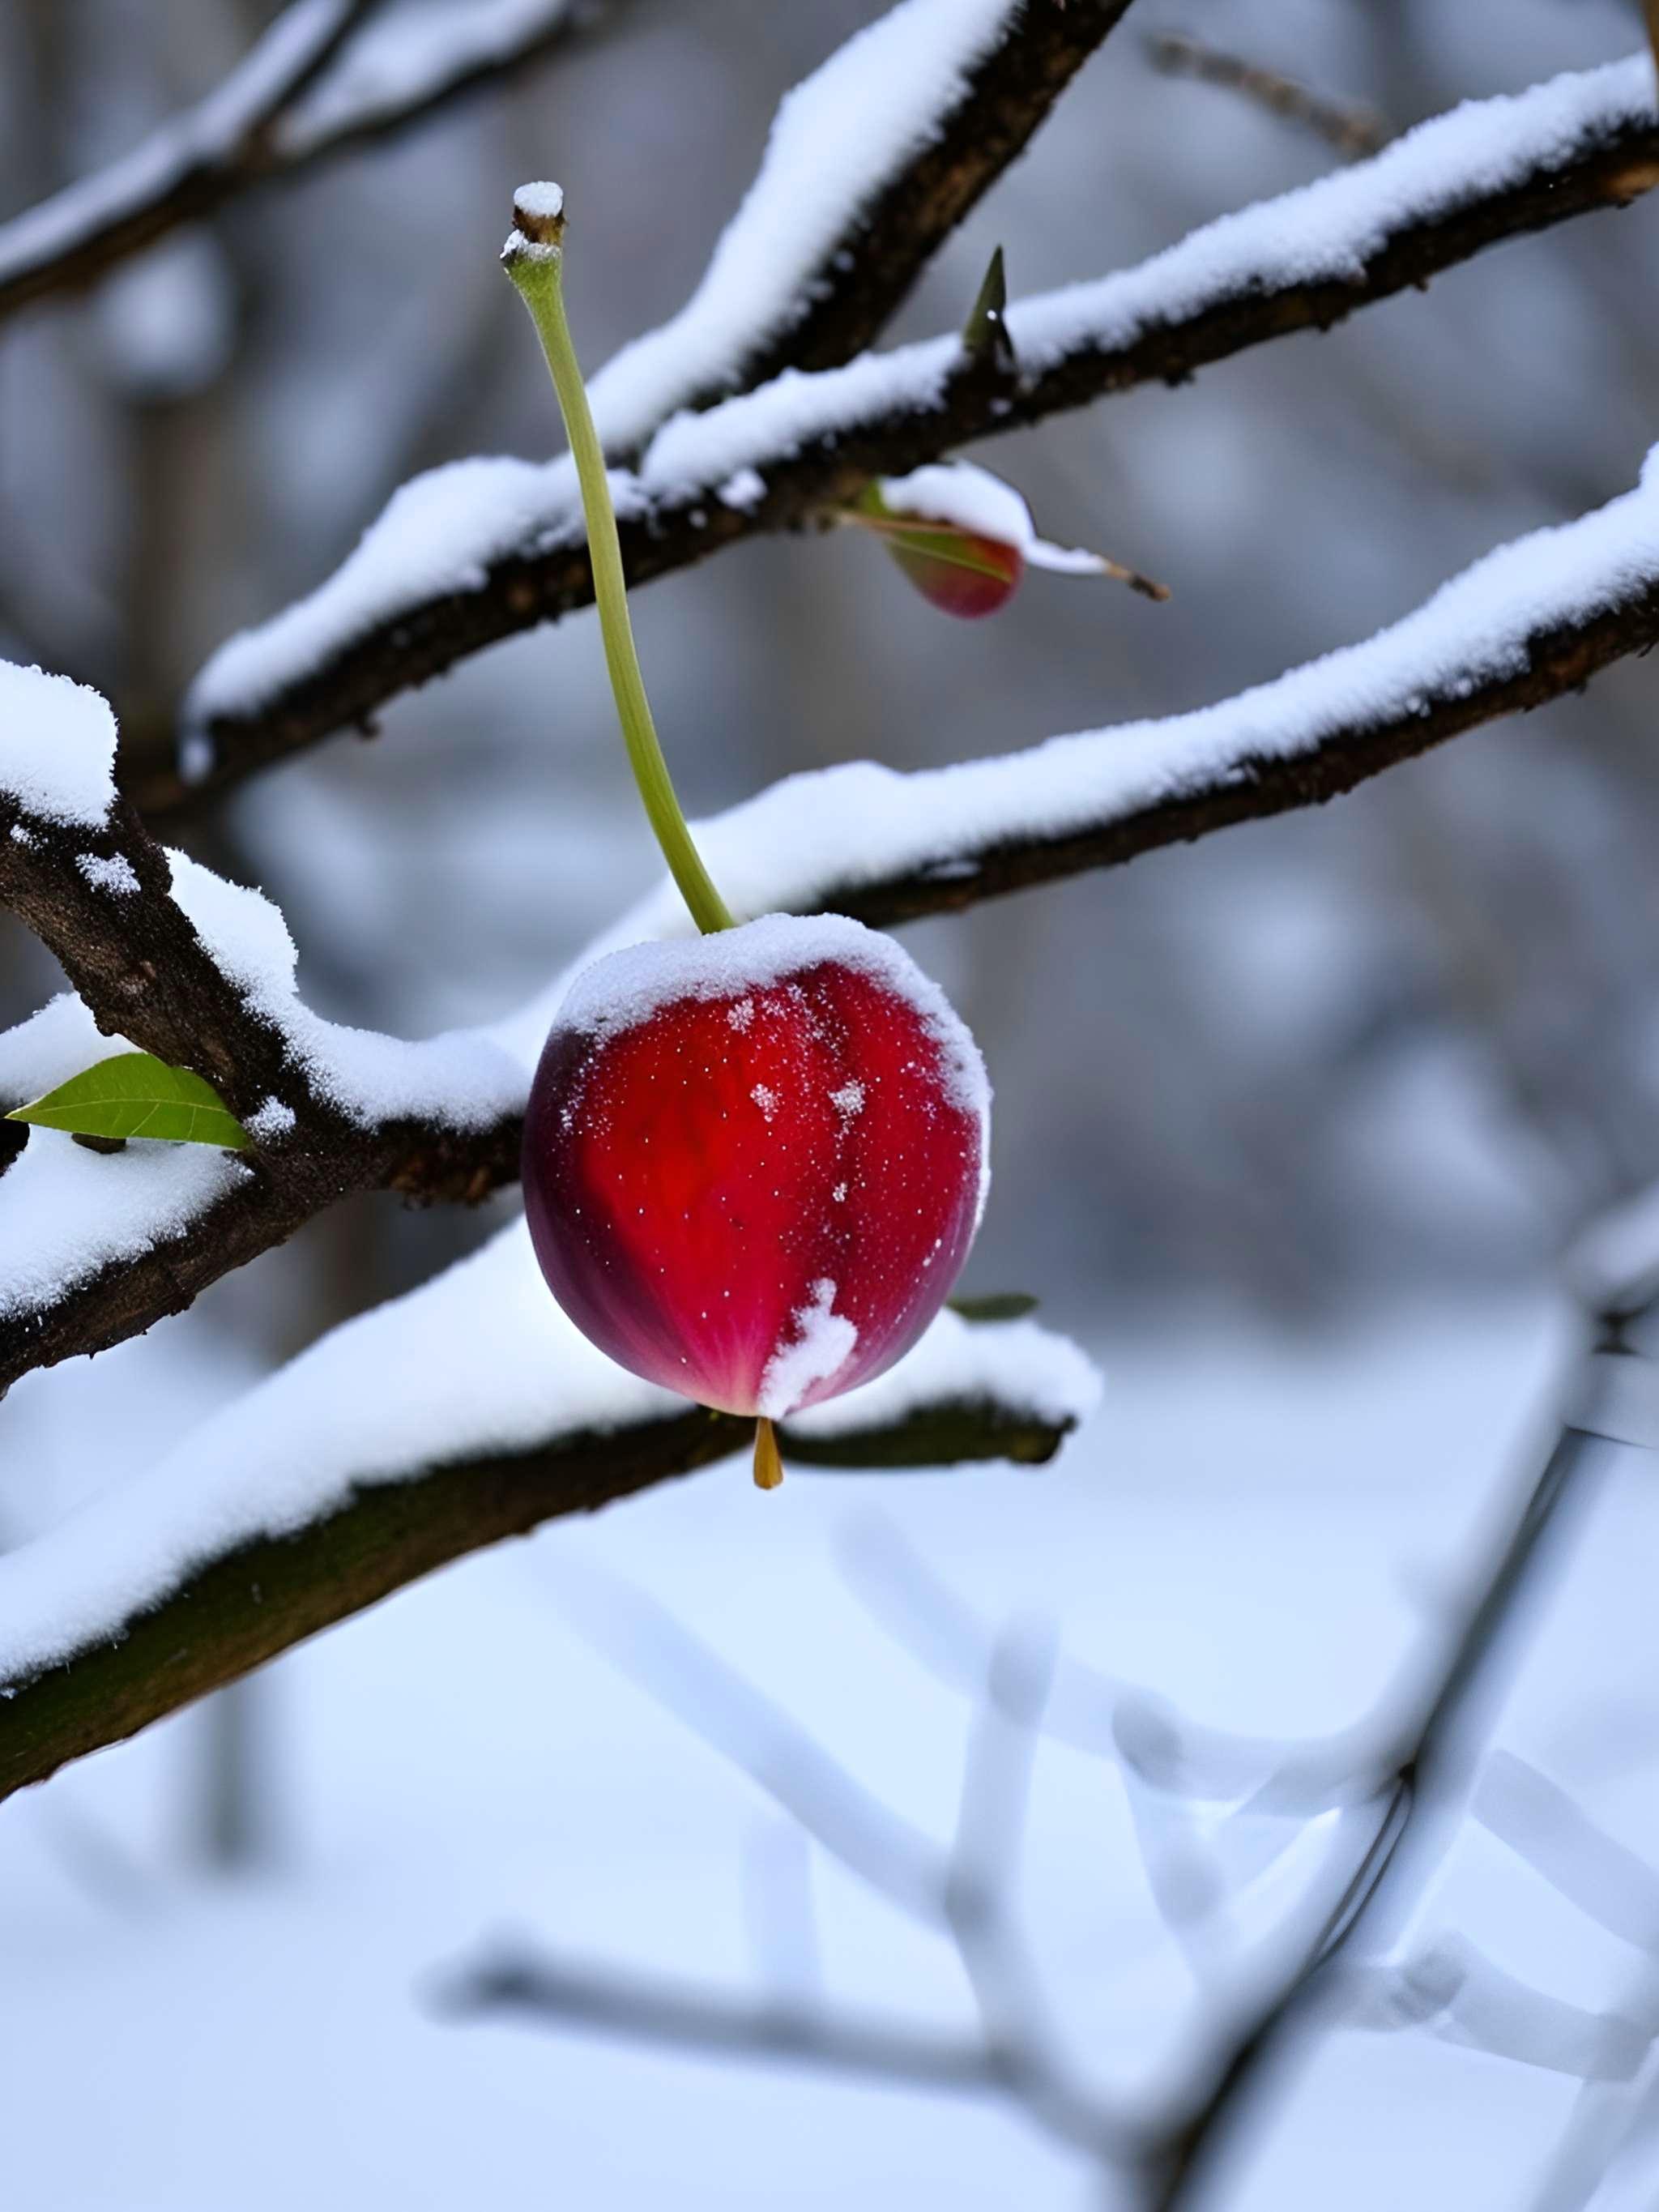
[[523, 914, 990, 1420]]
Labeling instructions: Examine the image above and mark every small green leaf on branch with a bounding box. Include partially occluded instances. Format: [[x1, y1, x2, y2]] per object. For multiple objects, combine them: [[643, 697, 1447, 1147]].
[[6, 1053, 249, 1149]]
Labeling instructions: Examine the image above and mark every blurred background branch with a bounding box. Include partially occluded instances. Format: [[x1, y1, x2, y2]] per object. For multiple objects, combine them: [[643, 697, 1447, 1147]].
[[1144, 30, 1391, 160], [446, 1229, 1659, 2206], [0, 0, 614, 325]]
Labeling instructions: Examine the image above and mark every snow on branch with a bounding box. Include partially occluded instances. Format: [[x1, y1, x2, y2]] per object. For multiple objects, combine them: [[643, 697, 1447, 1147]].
[[174, 52, 1659, 801], [0, 664, 520, 1142], [0, 0, 602, 325], [0, 656, 522, 1390], [569, 0, 1136, 458], [0, 1222, 1099, 1804], [481, 438, 1659, 1061], [10, 446, 1659, 1395], [156, 0, 1146, 805]]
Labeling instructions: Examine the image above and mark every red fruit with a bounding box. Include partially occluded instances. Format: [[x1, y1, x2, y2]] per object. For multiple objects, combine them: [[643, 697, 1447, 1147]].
[[522, 914, 990, 1424], [850, 463, 1159, 621], [886, 527, 1023, 619]]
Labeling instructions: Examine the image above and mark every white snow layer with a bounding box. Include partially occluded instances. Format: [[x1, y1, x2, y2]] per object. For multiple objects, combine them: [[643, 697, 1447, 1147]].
[[0, 1135, 250, 1322], [553, 912, 991, 1125], [183, 52, 1654, 740], [0, 660, 118, 826], [0, 1000, 251, 1323], [161, 848, 524, 1131], [0, 995, 131, 1107], [878, 460, 1036, 544], [0, 1222, 1101, 1685], [513, 179, 565, 224]]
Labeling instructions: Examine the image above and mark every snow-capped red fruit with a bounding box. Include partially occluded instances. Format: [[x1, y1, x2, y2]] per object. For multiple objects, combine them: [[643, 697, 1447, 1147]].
[[850, 463, 1167, 620], [888, 525, 1024, 618], [522, 914, 990, 1424], [853, 475, 1022, 619]]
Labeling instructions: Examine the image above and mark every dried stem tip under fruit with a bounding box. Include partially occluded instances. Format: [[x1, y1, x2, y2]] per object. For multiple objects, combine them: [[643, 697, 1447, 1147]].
[[753, 1418, 784, 1492]]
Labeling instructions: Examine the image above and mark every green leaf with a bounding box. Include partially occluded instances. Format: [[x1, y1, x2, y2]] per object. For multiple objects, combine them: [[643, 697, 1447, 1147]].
[[6, 1053, 249, 1150], [948, 1292, 1040, 1325]]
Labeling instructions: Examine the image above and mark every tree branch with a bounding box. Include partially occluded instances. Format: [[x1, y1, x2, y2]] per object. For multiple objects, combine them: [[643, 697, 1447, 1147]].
[[171, 54, 1659, 804], [441, 1952, 1000, 2093], [0, 1305, 1090, 1804], [669, 0, 1140, 404], [0, 0, 608, 325], [0, 673, 522, 1393], [1143, 32, 1390, 160]]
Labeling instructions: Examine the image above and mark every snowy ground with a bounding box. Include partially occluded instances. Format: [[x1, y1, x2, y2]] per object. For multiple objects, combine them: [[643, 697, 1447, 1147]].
[[6, 1288, 1655, 2209]]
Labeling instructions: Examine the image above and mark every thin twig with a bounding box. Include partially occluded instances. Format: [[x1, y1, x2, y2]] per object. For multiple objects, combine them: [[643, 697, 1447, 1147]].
[[441, 1952, 1000, 2093], [1144, 1415, 1616, 2204], [1145, 32, 1391, 159]]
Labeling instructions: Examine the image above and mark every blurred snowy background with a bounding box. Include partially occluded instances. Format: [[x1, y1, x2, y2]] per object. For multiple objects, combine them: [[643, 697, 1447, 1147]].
[[3, 0, 1659, 2204]]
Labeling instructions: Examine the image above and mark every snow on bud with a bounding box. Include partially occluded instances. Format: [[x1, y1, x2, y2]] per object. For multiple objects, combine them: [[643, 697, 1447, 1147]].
[[848, 462, 1167, 618], [522, 915, 990, 1433]]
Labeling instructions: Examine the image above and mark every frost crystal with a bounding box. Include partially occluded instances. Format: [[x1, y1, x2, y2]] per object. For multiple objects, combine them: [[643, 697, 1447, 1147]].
[[76, 852, 140, 896], [246, 1097, 298, 1142]]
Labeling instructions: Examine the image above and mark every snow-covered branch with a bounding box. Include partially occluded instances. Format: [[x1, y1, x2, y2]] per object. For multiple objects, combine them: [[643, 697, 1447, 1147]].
[[0, 659, 521, 1390], [0, 1228, 1099, 1804], [0, 0, 605, 325], [561, 0, 1138, 460], [10, 443, 1659, 1394], [175, 53, 1659, 801]]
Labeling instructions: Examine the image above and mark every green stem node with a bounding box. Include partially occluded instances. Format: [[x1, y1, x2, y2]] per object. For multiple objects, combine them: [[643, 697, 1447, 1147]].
[[503, 188, 734, 936]]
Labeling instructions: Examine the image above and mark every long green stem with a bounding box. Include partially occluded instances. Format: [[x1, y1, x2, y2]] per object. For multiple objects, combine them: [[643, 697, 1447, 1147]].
[[503, 193, 733, 935]]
